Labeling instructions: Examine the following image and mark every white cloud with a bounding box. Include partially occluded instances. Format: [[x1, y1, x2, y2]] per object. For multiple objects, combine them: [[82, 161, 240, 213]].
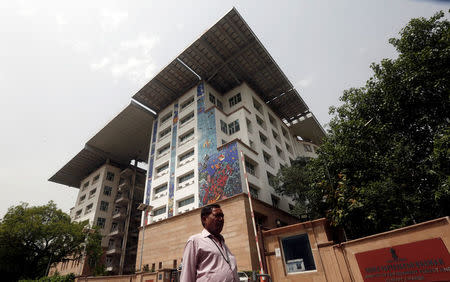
[[90, 57, 111, 70], [55, 13, 68, 31], [90, 34, 160, 84], [17, 0, 37, 17], [100, 9, 129, 32], [296, 75, 314, 88]]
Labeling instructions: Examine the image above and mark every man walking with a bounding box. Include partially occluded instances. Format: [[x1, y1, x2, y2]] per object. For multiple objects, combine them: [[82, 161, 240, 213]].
[[180, 204, 239, 281]]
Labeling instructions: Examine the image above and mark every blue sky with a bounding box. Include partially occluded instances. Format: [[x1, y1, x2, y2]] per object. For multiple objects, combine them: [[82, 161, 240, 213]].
[[0, 0, 448, 217]]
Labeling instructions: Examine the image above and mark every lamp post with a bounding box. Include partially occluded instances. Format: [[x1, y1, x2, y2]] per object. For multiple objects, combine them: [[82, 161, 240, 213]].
[[137, 203, 153, 272], [78, 227, 95, 276]]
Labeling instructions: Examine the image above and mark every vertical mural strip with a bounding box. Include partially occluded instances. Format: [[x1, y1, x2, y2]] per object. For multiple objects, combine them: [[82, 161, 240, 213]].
[[145, 120, 158, 205], [197, 83, 242, 206], [167, 103, 179, 217]]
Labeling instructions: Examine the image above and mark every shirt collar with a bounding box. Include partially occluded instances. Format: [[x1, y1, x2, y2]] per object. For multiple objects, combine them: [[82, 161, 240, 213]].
[[201, 229, 225, 242]]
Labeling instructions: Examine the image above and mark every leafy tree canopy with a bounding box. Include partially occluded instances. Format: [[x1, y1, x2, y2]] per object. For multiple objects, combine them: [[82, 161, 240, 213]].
[[275, 11, 450, 239], [0, 201, 101, 281]]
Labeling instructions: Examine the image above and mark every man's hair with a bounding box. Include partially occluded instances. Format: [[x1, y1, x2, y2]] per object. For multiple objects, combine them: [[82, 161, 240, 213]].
[[200, 204, 221, 226]]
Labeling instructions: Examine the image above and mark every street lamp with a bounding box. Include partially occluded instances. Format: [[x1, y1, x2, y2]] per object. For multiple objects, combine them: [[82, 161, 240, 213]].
[[137, 203, 153, 272]]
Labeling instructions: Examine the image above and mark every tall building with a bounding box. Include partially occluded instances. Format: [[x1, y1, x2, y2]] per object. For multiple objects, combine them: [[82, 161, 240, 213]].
[[49, 8, 325, 277]]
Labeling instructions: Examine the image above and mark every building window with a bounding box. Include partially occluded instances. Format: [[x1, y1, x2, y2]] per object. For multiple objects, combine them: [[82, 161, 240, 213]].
[[245, 160, 256, 176], [154, 184, 167, 194], [92, 174, 100, 183], [160, 112, 172, 124], [179, 171, 194, 184], [303, 144, 312, 152], [286, 143, 293, 154], [179, 129, 195, 143], [229, 93, 241, 107], [260, 132, 269, 147], [158, 144, 170, 156], [178, 196, 194, 208], [271, 194, 279, 208], [180, 111, 194, 125], [256, 115, 266, 129], [289, 204, 295, 211], [217, 100, 223, 110], [228, 120, 240, 135], [89, 188, 97, 198], [253, 97, 263, 114], [100, 201, 109, 212], [220, 120, 228, 134], [246, 118, 252, 133], [158, 262, 163, 269], [82, 181, 89, 190], [209, 93, 216, 104], [179, 150, 194, 162], [85, 203, 93, 215], [156, 163, 169, 174], [159, 126, 171, 139], [222, 139, 227, 145], [281, 127, 288, 138], [106, 172, 115, 181], [75, 209, 82, 218], [249, 185, 259, 199], [272, 130, 280, 143], [267, 172, 276, 187], [281, 234, 316, 273], [268, 114, 277, 127], [153, 206, 166, 216], [181, 96, 194, 110], [103, 186, 112, 196], [276, 146, 284, 159], [79, 194, 86, 204], [263, 151, 273, 167], [97, 217, 106, 229], [249, 140, 255, 149]]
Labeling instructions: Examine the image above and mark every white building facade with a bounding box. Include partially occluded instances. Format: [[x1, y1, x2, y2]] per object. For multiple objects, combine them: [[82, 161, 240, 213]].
[[145, 81, 320, 223]]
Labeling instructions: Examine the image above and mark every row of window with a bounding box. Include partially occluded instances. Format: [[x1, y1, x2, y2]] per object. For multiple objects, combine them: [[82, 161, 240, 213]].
[[153, 170, 195, 197], [159, 95, 196, 126], [157, 129, 196, 157], [81, 171, 115, 191], [79, 185, 113, 205], [153, 195, 195, 216], [252, 97, 290, 139], [155, 148, 195, 177]]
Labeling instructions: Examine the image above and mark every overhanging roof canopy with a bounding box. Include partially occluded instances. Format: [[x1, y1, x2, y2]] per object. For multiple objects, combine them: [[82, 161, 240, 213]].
[[49, 101, 155, 188], [289, 113, 326, 145], [133, 8, 311, 124]]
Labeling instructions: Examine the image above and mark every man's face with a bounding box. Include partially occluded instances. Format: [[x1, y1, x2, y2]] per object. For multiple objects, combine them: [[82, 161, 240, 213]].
[[203, 207, 224, 236]]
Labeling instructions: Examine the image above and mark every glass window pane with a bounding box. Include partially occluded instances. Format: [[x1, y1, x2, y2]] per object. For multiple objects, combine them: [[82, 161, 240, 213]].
[[281, 234, 316, 273]]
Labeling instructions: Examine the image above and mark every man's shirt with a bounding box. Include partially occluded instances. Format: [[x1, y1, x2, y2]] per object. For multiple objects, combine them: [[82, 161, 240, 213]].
[[180, 229, 239, 282]]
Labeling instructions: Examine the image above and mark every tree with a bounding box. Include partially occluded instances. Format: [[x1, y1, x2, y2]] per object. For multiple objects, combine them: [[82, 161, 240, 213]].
[[275, 11, 450, 239], [0, 201, 102, 281]]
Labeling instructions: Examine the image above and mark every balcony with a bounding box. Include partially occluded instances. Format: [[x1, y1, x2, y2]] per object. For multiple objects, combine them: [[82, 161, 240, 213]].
[[112, 209, 126, 220], [106, 245, 122, 255], [118, 181, 129, 192], [109, 227, 124, 237], [115, 194, 129, 205]]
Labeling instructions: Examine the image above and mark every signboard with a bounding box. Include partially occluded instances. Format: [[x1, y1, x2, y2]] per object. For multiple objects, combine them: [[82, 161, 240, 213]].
[[355, 238, 450, 281]]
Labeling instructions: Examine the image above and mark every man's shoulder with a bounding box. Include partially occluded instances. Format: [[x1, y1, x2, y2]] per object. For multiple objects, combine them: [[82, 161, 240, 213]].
[[187, 232, 204, 242]]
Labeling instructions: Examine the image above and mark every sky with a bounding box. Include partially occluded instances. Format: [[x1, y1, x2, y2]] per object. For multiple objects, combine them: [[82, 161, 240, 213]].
[[0, 0, 448, 217]]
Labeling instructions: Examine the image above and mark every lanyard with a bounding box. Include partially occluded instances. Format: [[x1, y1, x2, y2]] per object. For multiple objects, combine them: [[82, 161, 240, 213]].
[[209, 236, 231, 267]]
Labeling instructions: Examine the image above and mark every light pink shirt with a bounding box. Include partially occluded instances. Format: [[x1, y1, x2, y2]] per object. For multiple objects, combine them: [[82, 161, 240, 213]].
[[180, 229, 239, 282]]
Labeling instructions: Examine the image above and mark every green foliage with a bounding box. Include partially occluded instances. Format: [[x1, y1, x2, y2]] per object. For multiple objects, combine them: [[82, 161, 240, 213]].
[[19, 273, 75, 282], [0, 201, 101, 280], [275, 11, 450, 239]]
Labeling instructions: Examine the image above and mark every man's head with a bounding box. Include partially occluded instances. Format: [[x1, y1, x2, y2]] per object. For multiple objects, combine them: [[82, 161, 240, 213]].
[[201, 204, 224, 236]]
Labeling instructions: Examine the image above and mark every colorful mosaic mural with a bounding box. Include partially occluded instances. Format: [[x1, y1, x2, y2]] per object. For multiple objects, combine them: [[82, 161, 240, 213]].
[[197, 83, 242, 206], [167, 103, 179, 217], [145, 120, 158, 205]]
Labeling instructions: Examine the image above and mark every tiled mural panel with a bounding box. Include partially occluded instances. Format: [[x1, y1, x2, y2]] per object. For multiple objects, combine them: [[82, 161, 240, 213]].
[[145, 120, 158, 205], [197, 83, 242, 206], [167, 103, 179, 217]]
